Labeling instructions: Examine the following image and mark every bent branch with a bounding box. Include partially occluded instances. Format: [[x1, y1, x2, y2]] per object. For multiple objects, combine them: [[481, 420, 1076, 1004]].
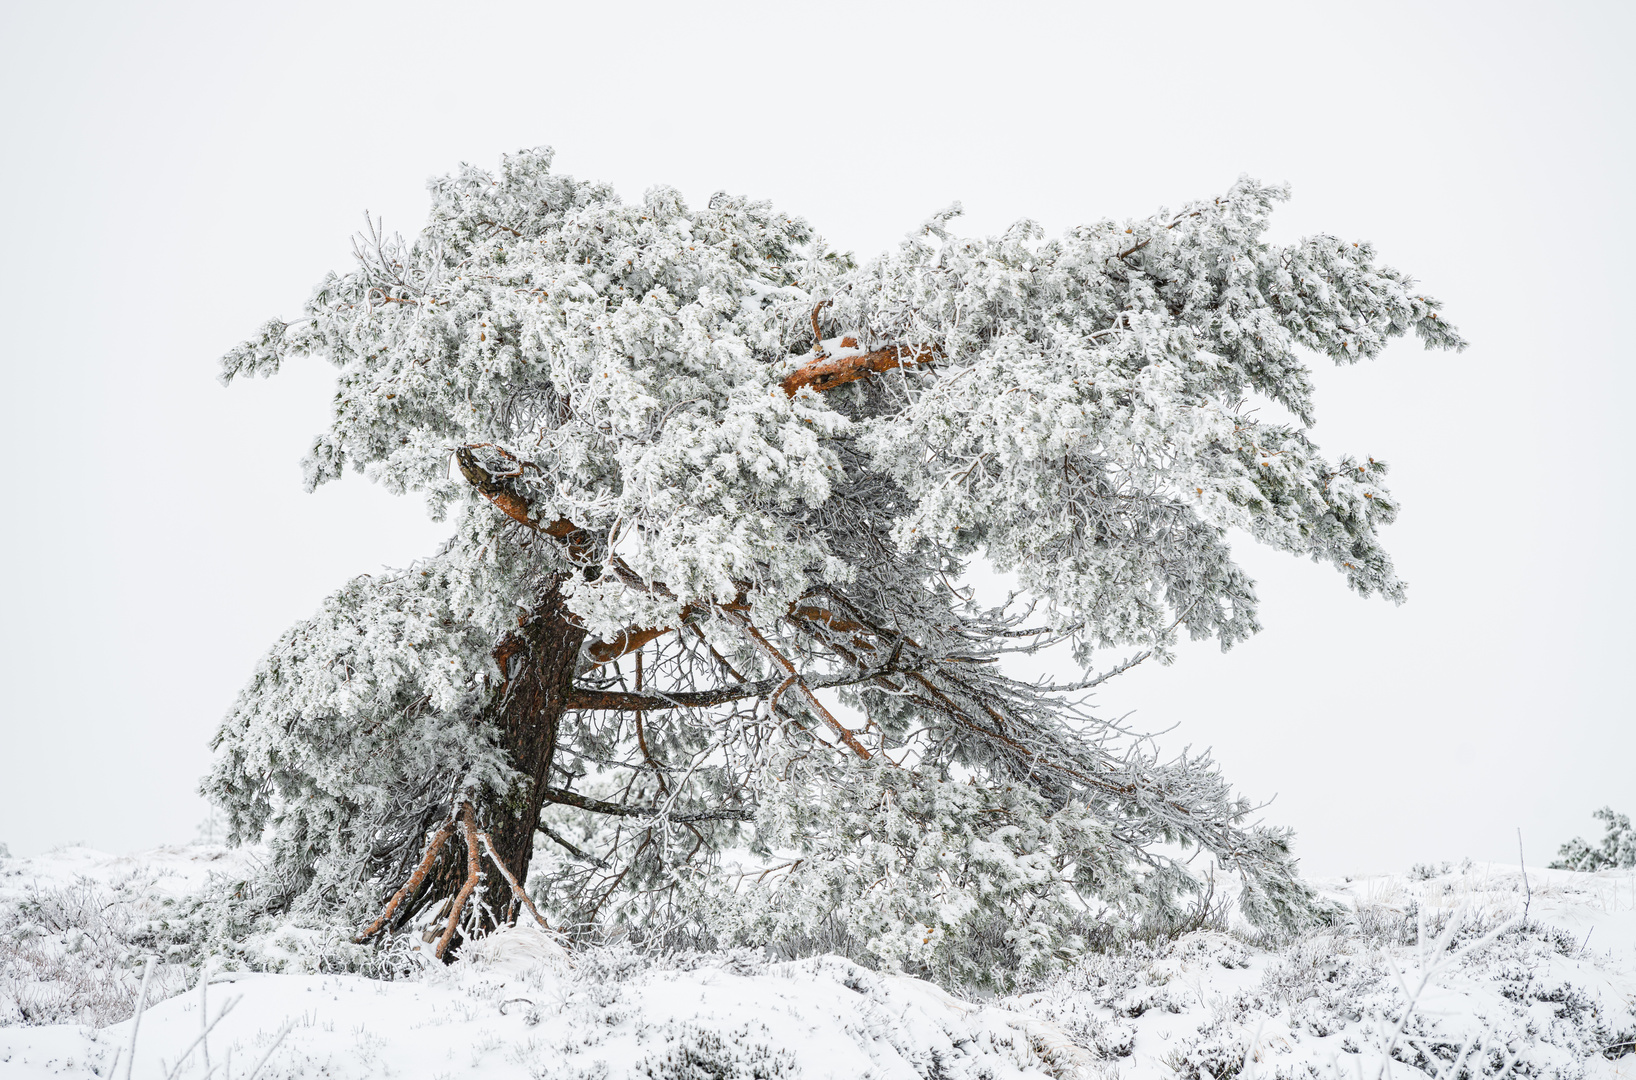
[[455, 446, 584, 543], [476, 829, 551, 930], [728, 610, 872, 760]]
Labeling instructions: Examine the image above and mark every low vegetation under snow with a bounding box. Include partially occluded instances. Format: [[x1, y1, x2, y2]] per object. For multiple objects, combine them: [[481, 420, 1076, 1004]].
[[2, 845, 1633, 1078]]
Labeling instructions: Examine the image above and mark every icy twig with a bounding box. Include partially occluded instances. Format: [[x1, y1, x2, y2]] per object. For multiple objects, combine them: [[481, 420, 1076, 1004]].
[[1241, 1018, 1265, 1080], [162, 994, 241, 1080], [123, 956, 155, 1080], [198, 962, 211, 1075], [1517, 828, 1531, 923], [243, 1020, 295, 1080]]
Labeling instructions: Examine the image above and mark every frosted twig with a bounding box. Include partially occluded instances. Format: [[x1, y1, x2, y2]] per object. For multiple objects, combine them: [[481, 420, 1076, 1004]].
[[198, 962, 211, 1075], [1036, 650, 1152, 693], [244, 1020, 295, 1080], [1517, 827, 1531, 923], [162, 995, 240, 1080], [124, 955, 155, 1080]]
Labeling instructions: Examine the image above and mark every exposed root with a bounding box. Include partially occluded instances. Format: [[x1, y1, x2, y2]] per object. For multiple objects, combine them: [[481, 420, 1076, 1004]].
[[434, 803, 484, 960], [353, 819, 456, 944], [355, 800, 549, 958], [476, 830, 551, 932]]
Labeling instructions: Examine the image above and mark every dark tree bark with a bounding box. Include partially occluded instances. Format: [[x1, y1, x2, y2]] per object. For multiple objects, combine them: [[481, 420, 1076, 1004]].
[[483, 578, 587, 890], [404, 577, 587, 950]]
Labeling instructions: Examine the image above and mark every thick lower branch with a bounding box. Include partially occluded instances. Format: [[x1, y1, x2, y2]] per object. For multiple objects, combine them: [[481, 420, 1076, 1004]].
[[567, 655, 913, 713], [433, 802, 484, 960], [354, 819, 455, 943], [475, 829, 551, 930], [567, 682, 776, 711], [541, 787, 753, 823]]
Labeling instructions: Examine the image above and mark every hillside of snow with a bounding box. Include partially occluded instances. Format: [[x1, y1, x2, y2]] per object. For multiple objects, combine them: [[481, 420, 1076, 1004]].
[[2, 846, 1633, 1078]]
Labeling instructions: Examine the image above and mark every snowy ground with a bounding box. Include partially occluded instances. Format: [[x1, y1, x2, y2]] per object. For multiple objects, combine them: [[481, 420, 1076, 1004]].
[[2, 846, 1633, 1078]]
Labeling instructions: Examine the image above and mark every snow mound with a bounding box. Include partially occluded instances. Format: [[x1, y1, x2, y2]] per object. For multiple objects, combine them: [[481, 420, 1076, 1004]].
[[4, 948, 1077, 1078], [2, 846, 1634, 1078], [1008, 864, 1636, 1078]]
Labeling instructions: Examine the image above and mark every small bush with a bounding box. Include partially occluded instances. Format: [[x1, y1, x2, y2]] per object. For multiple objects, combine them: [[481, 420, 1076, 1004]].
[[0, 876, 189, 1026]]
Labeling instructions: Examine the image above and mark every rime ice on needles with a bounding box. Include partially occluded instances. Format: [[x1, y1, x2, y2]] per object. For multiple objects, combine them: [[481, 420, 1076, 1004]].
[[208, 148, 1464, 986]]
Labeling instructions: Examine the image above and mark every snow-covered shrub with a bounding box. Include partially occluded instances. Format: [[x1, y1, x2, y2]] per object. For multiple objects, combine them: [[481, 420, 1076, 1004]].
[[1161, 1020, 1264, 1080], [1352, 898, 1415, 948], [632, 1020, 798, 1080], [1551, 807, 1636, 871], [0, 848, 429, 1029], [1408, 861, 1453, 881], [0, 873, 190, 1026], [1006, 867, 1636, 1080]]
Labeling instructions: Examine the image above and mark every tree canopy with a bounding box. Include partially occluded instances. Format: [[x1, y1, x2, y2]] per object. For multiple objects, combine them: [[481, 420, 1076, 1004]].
[[208, 148, 1463, 987]]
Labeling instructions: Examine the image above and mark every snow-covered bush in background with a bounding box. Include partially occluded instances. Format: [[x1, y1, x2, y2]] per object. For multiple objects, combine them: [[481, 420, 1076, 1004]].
[[1552, 808, 1636, 872], [0, 848, 412, 1029], [0, 872, 188, 1027]]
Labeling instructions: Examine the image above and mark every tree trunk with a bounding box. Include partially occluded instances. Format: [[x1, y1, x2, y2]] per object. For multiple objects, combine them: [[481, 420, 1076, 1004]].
[[414, 576, 586, 948]]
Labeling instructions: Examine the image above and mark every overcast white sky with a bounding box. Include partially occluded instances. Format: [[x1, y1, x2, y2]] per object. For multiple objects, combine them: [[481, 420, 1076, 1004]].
[[1, 0, 1630, 877]]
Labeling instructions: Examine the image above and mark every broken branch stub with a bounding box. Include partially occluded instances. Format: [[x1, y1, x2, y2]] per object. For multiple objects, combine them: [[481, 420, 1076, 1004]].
[[781, 343, 941, 397]]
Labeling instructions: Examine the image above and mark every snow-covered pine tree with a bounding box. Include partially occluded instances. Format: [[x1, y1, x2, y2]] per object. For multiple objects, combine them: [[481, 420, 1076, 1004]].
[[1551, 808, 1636, 872], [207, 149, 1463, 984]]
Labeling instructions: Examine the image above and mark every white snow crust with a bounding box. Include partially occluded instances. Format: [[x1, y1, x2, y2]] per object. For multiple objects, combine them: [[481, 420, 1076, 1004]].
[[3, 846, 1633, 1078]]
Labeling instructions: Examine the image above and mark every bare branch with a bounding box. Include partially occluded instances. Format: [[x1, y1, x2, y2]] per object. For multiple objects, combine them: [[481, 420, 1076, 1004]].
[[541, 787, 753, 823]]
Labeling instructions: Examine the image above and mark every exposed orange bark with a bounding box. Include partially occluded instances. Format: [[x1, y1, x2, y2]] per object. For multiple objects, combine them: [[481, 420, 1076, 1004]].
[[434, 802, 484, 960], [585, 625, 673, 664], [455, 446, 582, 542], [791, 604, 868, 635], [781, 343, 940, 397], [476, 829, 551, 931]]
